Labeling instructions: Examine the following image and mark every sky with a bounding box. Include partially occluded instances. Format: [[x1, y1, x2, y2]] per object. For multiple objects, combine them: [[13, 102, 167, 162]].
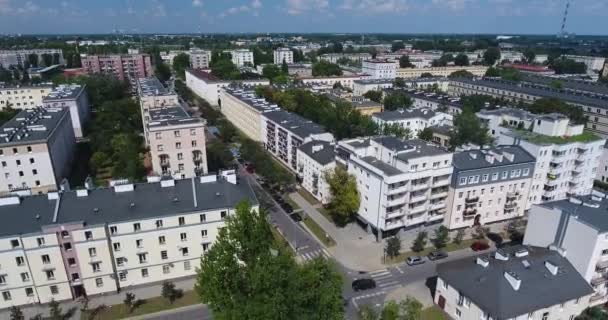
[[0, 0, 607, 35]]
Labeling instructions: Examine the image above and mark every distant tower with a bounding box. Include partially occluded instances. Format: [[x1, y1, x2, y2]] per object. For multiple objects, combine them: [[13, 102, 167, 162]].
[[559, 0, 571, 38]]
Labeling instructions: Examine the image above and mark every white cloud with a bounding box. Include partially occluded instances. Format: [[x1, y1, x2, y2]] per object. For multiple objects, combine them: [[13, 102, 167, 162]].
[[16, 1, 40, 14], [286, 0, 329, 15], [192, 0, 203, 7], [0, 0, 12, 15], [431, 0, 472, 11], [251, 0, 262, 9], [151, 0, 167, 17], [220, 1, 264, 18], [339, 0, 409, 14]]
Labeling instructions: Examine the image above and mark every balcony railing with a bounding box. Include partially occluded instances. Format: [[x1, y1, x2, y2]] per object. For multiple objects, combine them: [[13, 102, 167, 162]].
[[463, 208, 477, 217], [591, 275, 608, 286], [465, 196, 479, 204], [504, 202, 517, 210]]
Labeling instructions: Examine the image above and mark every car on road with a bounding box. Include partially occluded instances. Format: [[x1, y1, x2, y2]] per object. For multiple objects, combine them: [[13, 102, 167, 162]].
[[289, 212, 302, 222], [351, 279, 376, 291], [281, 203, 294, 213], [406, 256, 425, 266], [428, 251, 448, 261]]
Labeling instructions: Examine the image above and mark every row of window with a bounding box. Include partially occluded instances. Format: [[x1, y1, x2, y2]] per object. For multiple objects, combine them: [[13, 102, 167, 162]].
[[2, 285, 59, 301], [110, 212, 224, 234], [1, 157, 36, 167], [118, 261, 192, 282], [156, 140, 198, 151], [0, 146, 33, 156], [459, 168, 530, 186]]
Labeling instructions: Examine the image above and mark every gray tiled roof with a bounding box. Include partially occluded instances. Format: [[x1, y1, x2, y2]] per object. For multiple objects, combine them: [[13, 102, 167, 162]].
[[428, 124, 454, 136], [0, 107, 69, 146], [520, 74, 608, 97], [264, 110, 328, 139], [373, 108, 436, 121], [437, 246, 594, 319], [360, 156, 404, 176], [453, 146, 535, 171], [394, 139, 449, 161], [298, 141, 335, 166]]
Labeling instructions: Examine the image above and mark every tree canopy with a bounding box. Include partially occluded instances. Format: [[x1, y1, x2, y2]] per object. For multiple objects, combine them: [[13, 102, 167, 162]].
[[450, 107, 492, 149], [399, 55, 414, 68], [172, 53, 190, 78], [483, 47, 501, 66], [383, 91, 413, 111], [196, 201, 344, 320], [550, 58, 587, 74], [448, 70, 475, 78], [454, 54, 470, 66], [526, 98, 585, 124], [312, 60, 343, 77], [324, 166, 360, 226], [363, 90, 383, 103]]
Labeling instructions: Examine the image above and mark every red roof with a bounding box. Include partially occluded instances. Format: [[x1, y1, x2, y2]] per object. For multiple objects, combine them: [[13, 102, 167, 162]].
[[504, 64, 550, 73]]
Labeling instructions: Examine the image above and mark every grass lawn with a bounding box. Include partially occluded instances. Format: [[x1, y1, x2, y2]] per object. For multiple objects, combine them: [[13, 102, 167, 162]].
[[421, 306, 448, 320], [385, 238, 478, 265], [82, 290, 200, 320], [296, 188, 321, 206], [302, 216, 337, 247]]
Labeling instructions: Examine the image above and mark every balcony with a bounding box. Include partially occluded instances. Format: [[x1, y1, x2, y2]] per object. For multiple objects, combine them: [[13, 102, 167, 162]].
[[385, 210, 405, 220], [430, 190, 449, 200], [504, 202, 517, 210], [410, 193, 428, 204], [430, 201, 446, 210], [590, 293, 607, 303], [597, 259, 608, 271], [386, 197, 407, 208], [387, 184, 408, 195], [591, 275, 608, 286], [465, 196, 479, 204], [432, 178, 450, 187], [410, 183, 430, 192], [506, 192, 518, 201], [547, 173, 558, 180], [409, 204, 427, 215], [463, 208, 477, 217]]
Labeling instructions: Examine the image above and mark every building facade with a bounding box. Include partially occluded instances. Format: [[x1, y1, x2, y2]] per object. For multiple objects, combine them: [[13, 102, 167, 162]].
[[396, 66, 488, 78], [42, 84, 90, 139], [224, 49, 254, 67], [189, 49, 212, 69], [0, 85, 54, 109], [273, 48, 294, 65], [0, 49, 64, 68], [362, 59, 397, 79], [296, 141, 336, 204], [81, 54, 153, 86], [185, 69, 269, 106], [372, 108, 453, 136], [218, 87, 279, 142], [444, 146, 535, 230]]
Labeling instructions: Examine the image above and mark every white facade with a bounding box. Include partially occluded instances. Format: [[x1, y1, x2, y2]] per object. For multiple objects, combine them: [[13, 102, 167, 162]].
[[564, 55, 607, 73], [0, 85, 54, 109], [296, 142, 335, 205], [185, 69, 269, 106], [218, 87, 278, 142], [299, 75, 367, 90], [42, 84, 90, 139], [596, 143, 608, 183], [396, 66, 488, 78], [372, 108, 453, 137], [189, 49, 212, 69], [337, 137, 453, 235], [362, 60, 397, 80], [273, 48, 293, 65], [225, 49, 254, 67], [319, 53, 372, 64], [0, 49, 64, 68]]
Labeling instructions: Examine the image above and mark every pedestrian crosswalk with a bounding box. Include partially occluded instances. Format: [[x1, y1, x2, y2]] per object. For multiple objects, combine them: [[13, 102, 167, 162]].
[[369, 268, 402, 291], [298, 248, 331, 261]]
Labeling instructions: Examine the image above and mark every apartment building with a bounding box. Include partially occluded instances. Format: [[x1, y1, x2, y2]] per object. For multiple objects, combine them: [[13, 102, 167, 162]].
[[448, 77, 608, 138], [396, 66, 488, 79], [596, 142, 608, 183], [336, 137, 453, 237], [0, 49, 64, 68], [319, 53, 372, 64], [136, 77, 179, 115], [0, 85, 54, 109], [189, 49, 212, 69], [444, 146, 535, 230], [296, 141, 336, 204], [564, 55, 607, 73], [0, 108, 75, 195], [352, 77, 450, 96], [185, 69, 269, 106], [273, 48, 294, 65], [481, 108, 605, 206], [0, 172, 256, 309], [524, 194, 608, 305], [224, 49, 254, 67], [519, 74, 608, 98], [372, 108, 453, 136], [428, 125, 454, 148], [218, 87, 279, 142], [262, 109, 334, 172], [42, 84, 90, 138], [298, 74, 367, 90], [81, 54, 153, 86], [435, 246, 593, 320], [362, 59, 397, 79]]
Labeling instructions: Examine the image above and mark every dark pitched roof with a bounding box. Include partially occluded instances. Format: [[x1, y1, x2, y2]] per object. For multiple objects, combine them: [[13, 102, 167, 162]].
[[0, 107, 70, 146], [437, 246, 594, 319], [452, 146, 536, 171], [539, 194, 608, 233], [298, 141, 335, 166], [264, 110, 328, 139]]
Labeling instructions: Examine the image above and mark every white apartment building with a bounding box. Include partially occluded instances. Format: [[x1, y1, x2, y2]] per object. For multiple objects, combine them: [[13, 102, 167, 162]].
[[136, 77, 180, 114], [336, 137, 453, 237], [318, 53, 372, 64], [564, 55, 607, 73], [262, 109, 334, 172], [224, 49, 254, 67], [396, 66, 488, 79], [524, 194, 608, 305], [372, 108, 453, 136], [297, 141, 335, 204], [0, 108, 75, 195], [42, 84, 90, 139], [218, 87, 279, 142], [353, 79, 394, 96], [596, 142, 608, 183], [273, 48, 293, 65], [484, 109, 605, 206], [444, 146, 535, 230], [500, 50, 525, 63], [0, 49, 64, 68], [0, 172, 257, 309], [0, 85, 54, 109], [185, 69, 269, 106], [298, 75, 367, 90], [435, 246, 593, 320], [362, 59, 397, 80], [189, 49, 212, 69], [352, 78, 450, 96]]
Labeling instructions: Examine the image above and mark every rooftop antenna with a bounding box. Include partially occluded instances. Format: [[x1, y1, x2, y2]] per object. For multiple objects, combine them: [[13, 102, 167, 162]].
[[558, 0, 571, 38]]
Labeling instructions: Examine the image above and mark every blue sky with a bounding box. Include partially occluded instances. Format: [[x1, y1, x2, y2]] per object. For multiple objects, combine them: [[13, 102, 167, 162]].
[[0, 0, 606, 35]]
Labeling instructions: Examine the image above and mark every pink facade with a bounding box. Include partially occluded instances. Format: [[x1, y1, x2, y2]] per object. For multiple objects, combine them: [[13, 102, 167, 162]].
[[82, 54, 153, 83]]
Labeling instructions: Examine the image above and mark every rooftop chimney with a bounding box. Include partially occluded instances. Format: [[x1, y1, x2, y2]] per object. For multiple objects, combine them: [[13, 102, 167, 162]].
[[495, 249, 509, 261], [545, 261, 559, 275], [160, 178, 175, 188], [221, 169, 237, 184], [60, 178, 70, 192], [84, 176, 95, 190], [476, 257, 489, 268], [312, 144, 324, 153], [504, 271, 521, 291]]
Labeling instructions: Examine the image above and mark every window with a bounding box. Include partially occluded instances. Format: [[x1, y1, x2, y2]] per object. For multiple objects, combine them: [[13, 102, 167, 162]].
[[182, 247, 189, 256], [10, 239, 20, 248], [136, 239, 143, 248], [113, 242, 121, 251], [89, 248, 97, 257], [459, 177, 467, 185], [95, 278, 103, 287], [116, 257, 125, 266], [63, 242, 72, 251], [92, 263, 100, 272], [16, 160, 21, 166], [455, 309, 461, 318], [157, 144, 164, 151], [190, 129, 196, 136], [159, 236, 166, 245], [36, 237, 45, 246], [85, 231, 93, 240], [201, 230, 208, 238], [161, 250, 168, 260], [202, 243, 210, 251], [221, 211, 227, 220], [133, 223, 141, 232], [177, 153, 183, 160], [21, 272, 29, 282], [523, 168, 530, 176], [191, 140, 197, 147], [174, 130, 181, 137], [2, 291, 11, 301], [542, 312, 549, 320], [163, 265, 170, 274], [501, 171, 508, 179], [68, 258, 76, 267], [41, 255, 50, 264], [110, 226, 117, 235], [25, 287, 34, 297], [491, 173, 499, 181], [184, 261, 191, 270], [138, 253, 147, 264], [178, 217, 185, 225], [30, 158, 35, 164], [119, 272, 127, 281], [180, 233, 187, 241], [155, 132, 161, 139], [155, 220, 163, 228], [482, 174, 489, 182], [141, 268, 149, 278], [175, 142, 182, 149], [46, 270, 55, 280], [200, 214, 206, 222], [0, 275, 5, 284]]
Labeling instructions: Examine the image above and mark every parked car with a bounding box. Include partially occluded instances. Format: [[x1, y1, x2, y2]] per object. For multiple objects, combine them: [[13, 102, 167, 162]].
[[282, 204, 294, 213], [471, 241, 491, 251], [406, 256, 425, 266], [289, 212, 302, 222], [352, 279, 376, 291], [428, 251, 448, 261]]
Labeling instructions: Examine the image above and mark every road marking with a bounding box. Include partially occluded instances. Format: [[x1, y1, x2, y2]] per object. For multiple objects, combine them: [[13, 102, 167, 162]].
[[370, 271, 390, 278], [301, 252, 311, 260], [381, 284, 402, 292], [299, 245, 310, 250], [396, 266, 404, 274], [370, 269, 388, 275], [352, 290, 386, 301], [322, 248, 330, 256], [372, 274, 392, 281], [379, 280, 400, 288]]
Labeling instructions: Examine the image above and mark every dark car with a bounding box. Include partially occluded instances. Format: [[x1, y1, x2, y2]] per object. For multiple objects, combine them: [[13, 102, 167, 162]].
[[352, 279, 376, 292], [282, 204, 294, 214], [471, 241, 491, 251], [428, 251, 448, 261], [289, 212, 302, 222], [406, 256, 425, 266]]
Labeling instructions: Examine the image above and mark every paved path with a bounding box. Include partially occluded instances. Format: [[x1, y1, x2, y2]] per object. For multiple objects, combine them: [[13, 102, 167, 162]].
[[125, 304, 211, 320]]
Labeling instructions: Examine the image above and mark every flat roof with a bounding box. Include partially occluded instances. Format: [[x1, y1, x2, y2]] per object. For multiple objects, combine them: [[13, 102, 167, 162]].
[[0, 84, 53, 91], [360, 156, 404, 176], [137, 77, 173, 97], [0, 107, 69, 146], [428, 124, 454, 136], [298, 141, 335, 166], [437, 246, 594, 319], [43, 84, 85, 101], [539, 193, 608, 233], [186, 69, 222, 83], [394, 139, 449, 161], [453, 146, 535, 171], [520, 74, 608, 97], [148, 105, 204, 128], [264, 110, 328, 139], [224, 88, 280, 113], [373, 108, 437, 121]]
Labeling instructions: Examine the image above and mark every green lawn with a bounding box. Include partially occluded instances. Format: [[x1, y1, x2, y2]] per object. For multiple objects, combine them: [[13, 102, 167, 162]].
[[421, 306, 448, 320], [82, 290, 200, 320], [385, 238, 479, 265], [302, 216, 336, 247], [513, 128, 601, 145], [297, 188, 321, 206]]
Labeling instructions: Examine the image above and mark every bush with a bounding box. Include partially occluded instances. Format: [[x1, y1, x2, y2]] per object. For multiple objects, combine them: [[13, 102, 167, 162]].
[[471, 241, 490, 251]]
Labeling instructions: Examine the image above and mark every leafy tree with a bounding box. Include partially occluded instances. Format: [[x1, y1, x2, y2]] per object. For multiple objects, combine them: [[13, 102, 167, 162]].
[[383, 91, 413, 111], [418, 127, 433, 141], [382, 124, 412, 139], [380, 298, 422, 320], [0, 66, 13, 83], [453, 229, 465, 245], [399, 55, 414, 68], [28, 53, 39, 67], [527, 98, 585, 124], [391, 41, 405, 52], [385, 236, 401, 259], [523, 48, 536, 63], [155, 62, 171, 83], [358, 305, 378, 320], [281, 59, 289, 74], [420, 72, 434, 78], [499, 67, 522, 81], [196, 201, 344, 319], [161, 281, 183, 304], [576, 307, 608, 320], [485, 67, 501, 77], [454, 54, 470, 66], [431, 226, 450, 250], [41, 53, 53, 67], [393, 77, 405, 88], [550, 80, 563, 89], [48, 299, 76, 320], [9, 306, 24, 320], [411, 231, 427, 252], [483, 47, 501, 66], [52, 53, 61, 65], [123, 293, 136, 313], [450, 107, 491, 149], [312, 60, 343, 77], [210, 53, 240, 80], [172, 53, 190, 78], [324, 166, 360, 226], [550, 58, 587, 74], [206, 140, 234, 172], [363, 90, 383, 103], [448, 70, 475, 78], [262, 64, 281, 81]]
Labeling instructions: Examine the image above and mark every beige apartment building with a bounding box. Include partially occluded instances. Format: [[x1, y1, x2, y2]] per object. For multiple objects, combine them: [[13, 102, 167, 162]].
[[218, 87, 279, 142], [396, 66, 487, 78], [0, 85, 54, 109]]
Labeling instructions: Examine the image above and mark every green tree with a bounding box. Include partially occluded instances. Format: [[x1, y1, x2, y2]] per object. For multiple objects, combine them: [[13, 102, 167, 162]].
[[450, 107, 491, 149], [262, 64, 281, 81], [383, 91, 413, 111], [551, 58, 587, 74], [41, 53, 53, 67], [9, 306, 24, 320], [0, 66, 13, 83], [576, 307, 607, 320], [411, 231, 427, 252], [399, 55, 414, 68], [363, 90, 383, 103], [418, 127, 433, 141], [523, 48, 536, 63], [206, 140, 234, 172], [358, 305, 378, 320], [453, 229, 465, 245], [210, 53, 240, 80], [48, 299, 76, 320], [172, 53, 190, 79], [155, 62, 171, 83], [454, 54, 470, 66], [483, 47, 501, 66], [527, 98, 585, 124], [196, 201, 344, 320], [391, 41, 405, 52], [385, 236, 401, 259], [52, 53, 61, 65], [281, 59, 289, 74], [324, 166, 360, 226], [380, 298, 422, 320], [420, 72, 434, 78], [431, 226, 450, 250], [28, 53, 39, 67], [123, 293, 135, 313], [448, 70, 475, 78], [485, 67, 501, 77], [393, 77, 405, 88], [161, 281, 183, 304], [312, 60, 343, 77]]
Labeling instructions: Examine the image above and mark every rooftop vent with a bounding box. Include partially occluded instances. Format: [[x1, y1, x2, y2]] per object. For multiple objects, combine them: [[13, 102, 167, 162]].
[[545, 260, 559, 275], [200, 174, 218, 184], [47, 191, 59, 200], [495, 250, 509, 261], [583, 201, 600, 208], [147, 176, 161, 183], [568, 197, 583, 205], [469, 152, 477, 159], [84, 176, 95, 190], [504, 271, 521, 291], [161, 179, 175, 188], [76, 189, 89, 197], [515, 248, 529, 258], [476, 257, 489, 268], [0, 196, 21, 206], [522, 260, 531, 269]]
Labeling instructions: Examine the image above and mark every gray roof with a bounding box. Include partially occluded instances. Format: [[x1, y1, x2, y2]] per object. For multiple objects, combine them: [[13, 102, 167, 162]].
[[453, 146, 535, 171], [43, 84, 85, 101], [477, 107, 535, 120], [437, 246, 594, 319], [298, 141, 335, 165], [0, 177, 257, 237], [520, 74, 608, 97], [394, 139, 449, 161], [264, 110, 328, 139], [539, 194, 608, 233], [360, 156, 404, 176], [373, 108, 436, 121], [147, 105, 203, 128], [428, 124, 454, 136], [0, 107, 70, 146], [137, 77, 173, 97], [224, 88, 279, 113]]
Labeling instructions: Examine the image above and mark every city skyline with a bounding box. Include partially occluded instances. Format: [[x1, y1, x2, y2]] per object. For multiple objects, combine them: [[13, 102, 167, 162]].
[[0, 0, 607, 35]]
